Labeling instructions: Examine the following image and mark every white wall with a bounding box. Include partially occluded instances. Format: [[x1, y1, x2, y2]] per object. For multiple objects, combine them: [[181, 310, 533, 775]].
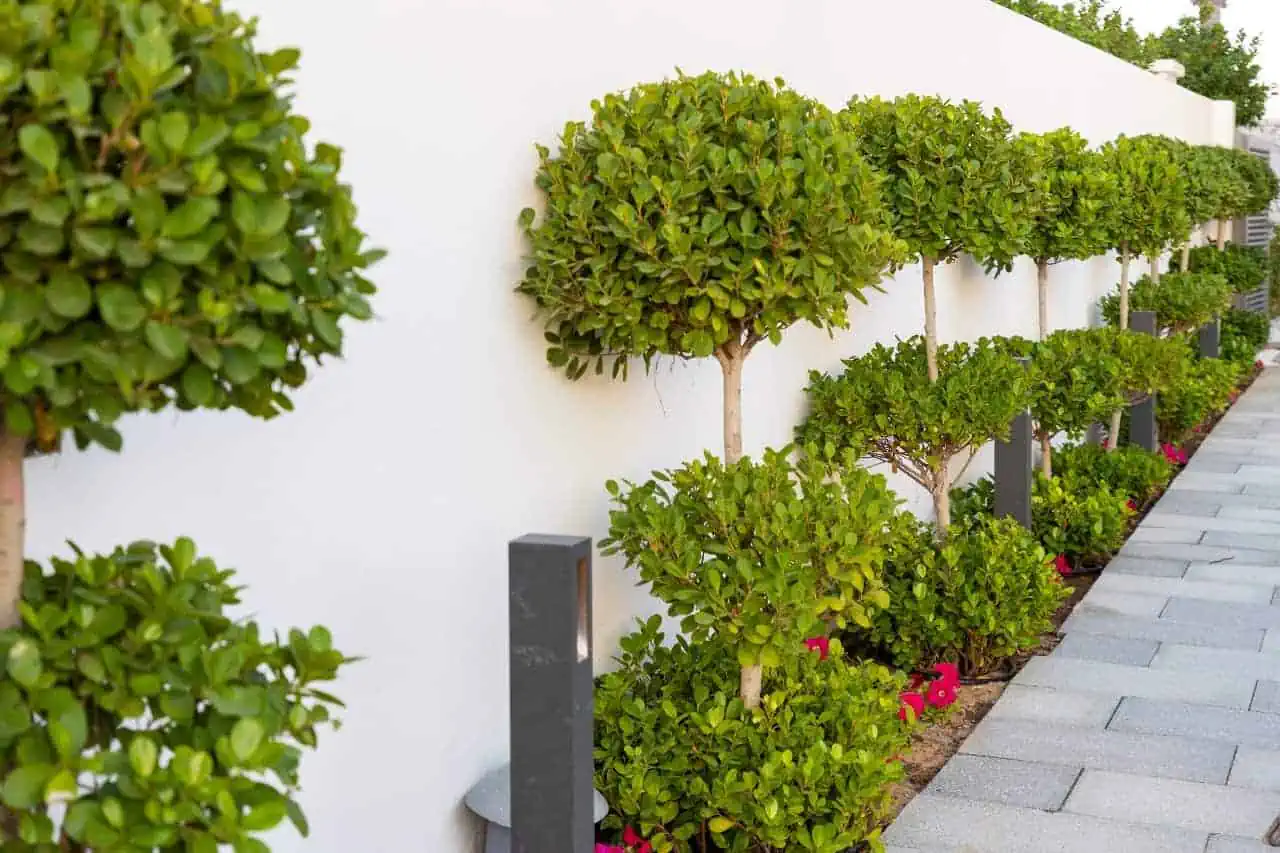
[[24, 2, 1234, 851]]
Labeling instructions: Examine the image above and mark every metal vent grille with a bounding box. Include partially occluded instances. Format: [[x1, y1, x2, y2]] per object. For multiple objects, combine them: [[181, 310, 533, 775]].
[[1235, 147, 1273, 315]]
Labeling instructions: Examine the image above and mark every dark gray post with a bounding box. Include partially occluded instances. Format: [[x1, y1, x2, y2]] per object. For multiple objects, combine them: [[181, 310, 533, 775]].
[[509, 534, 594, 853], [1199, 315, 1221, 359], [1129, 310, 1159, 451], [995, 357, 1033, 529]]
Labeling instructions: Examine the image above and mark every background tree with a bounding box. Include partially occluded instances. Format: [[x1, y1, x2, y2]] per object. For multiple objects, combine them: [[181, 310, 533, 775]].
[[1100, 135, 1189, 447], [1102, 272, 1234, 335], [1179, 145, 1229, 269], [1205, 147, 1256, 249], [520, 71, 904, 465], [841, 95, 1042, 381], [1235, 148, 1280, 221], [1018, 129, 1117, 338], [0, 0, 379, 629]]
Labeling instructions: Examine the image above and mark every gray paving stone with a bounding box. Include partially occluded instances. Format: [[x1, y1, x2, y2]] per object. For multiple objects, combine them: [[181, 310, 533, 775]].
[[1064, 770, 1280, 836], [1150, 644, 1280, 680], [1061, 610, 1264, 650], [1160, 490, 1280, 513], [1120, 542, 1280, 564], [1206, 837, 1277, 853], [1129, 526, 1204, 544], [1185, 560, 1280, 586], [1262, 633, 1280, 654], [1188, 458, 1246, 474], [1145, 513, 1280, 534], [1103, 556, 1189, 577], [1243, 482, 1280, 498], [1203, 529, 1280, 551], [885, 794, 1208, 853], [1054, 632, 1158, 666], [1228, 747, 1280, 792], [1092, 573, 1274, 604], [1219, 507, 1280, 524], [984, 685, 1121, 727], [1109, 696, 1280, 748], [1167, 472, 1246, 494], [1162, 596, 1280, 630], [960, 717, 1234, 783], [1015, 656, 1255, 708], [1072, 589, 1168, 617], [1239, 464, 1280, 482], [925, 755, 1080, 810], [1250, 679, 1280, 713]]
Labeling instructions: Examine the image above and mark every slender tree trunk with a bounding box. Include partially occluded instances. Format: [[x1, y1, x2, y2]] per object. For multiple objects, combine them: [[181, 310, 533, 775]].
[[1036, 258, 1050, 340], [0, 432, 24, 630], [1108, 243, 1131, 451], [1041, 436, 1053, 479], [1218, 221, 1228, 250], [922, 256, 939, 382], [718, 341, 759, 708], [1150, 254, 1161, 285], [1181, 241, 1191, 272], [931, 476, 950, 541]]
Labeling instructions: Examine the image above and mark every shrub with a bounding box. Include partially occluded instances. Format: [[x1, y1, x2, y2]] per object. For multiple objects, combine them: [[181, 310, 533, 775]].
[[0, 539, 347, 851], [951, 473, 1130, 568], [1157, 350, 1243, 443], [1100, 272, 1233, 335], [855, 515, 1067, 675], [601, 448, 899, 708], [1221, 308, 1270, 366], [1147, 9, 1273, 128], [595, 620, 910, 853], [519, 70, 904, 465], [1053, 442, 1174, 504], [1173, 245, 1268, 294], [1271, 225, 1280, 312], [798, 337, 1028, 536]]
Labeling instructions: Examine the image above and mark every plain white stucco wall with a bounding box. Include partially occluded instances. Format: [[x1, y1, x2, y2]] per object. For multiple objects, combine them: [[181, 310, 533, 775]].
[[22, 1, 1236, 851]]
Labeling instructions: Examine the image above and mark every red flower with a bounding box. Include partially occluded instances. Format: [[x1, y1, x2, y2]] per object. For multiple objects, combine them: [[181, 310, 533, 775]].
[[926, 681, 958, 708], [1126, 499, 1138, 512], [1257, 359, 1266, 369], [908, 672, 925, 689], [932, 662, 960, 687], [1160, 443, 1187, 465], [803, 636, 829, 660], [596, 845, 625, 853], [622, 827, 652, 853], [1054, 554, 1071, 576], [898, 692, 925, 722]]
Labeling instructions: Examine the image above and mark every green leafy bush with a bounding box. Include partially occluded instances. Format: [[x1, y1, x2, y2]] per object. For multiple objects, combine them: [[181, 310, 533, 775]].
[[1173, 245, 1268, 294], [1101, 272, 1233, 335], [1053, 442, 1174, 504], [602, 448, 899, 706], [1221, 308, 1270, 366], [951, 473, 1129, 567], [0, 539, 346, 851], [1271, 225, 1280, 312], [595, 620, 909, 853], [992, 0, 1148, 65], [855, 515, 1067, 675], [798, 336, 1028, 534], [1157, 349, 1244, 443]]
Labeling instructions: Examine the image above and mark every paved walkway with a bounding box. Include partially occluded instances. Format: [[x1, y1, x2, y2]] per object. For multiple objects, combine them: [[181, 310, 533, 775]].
[[885, 364, 1280, 853]]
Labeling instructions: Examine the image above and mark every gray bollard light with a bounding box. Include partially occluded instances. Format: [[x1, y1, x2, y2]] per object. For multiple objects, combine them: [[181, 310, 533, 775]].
[[1199, 315, 1221, 359], [508, 534, 595, 853], [994, 356, 1033, 529], [1129, 310, 1159, 452]]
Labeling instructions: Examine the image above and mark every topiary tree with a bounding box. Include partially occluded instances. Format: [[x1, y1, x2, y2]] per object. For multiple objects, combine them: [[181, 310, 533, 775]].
[[1100, 135, 1189, 445], [840, 95, 1042, 381], [602, 447, 900, 708], [0, 1, 379, 845], [798, 337, 1028, 538], [1172, 244, 1268, 294], [1101, 272, 1234, 335], [519, 71, 904, 465], [1235, 148, 1280, 220], [1017, 129, 1117, 339], [1179, 145, 1230, 270], [1204, 147, 1262, 249]]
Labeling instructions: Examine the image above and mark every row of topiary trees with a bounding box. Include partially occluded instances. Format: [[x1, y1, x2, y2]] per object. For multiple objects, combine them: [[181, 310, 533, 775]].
[[519, 71, 1276, 853]]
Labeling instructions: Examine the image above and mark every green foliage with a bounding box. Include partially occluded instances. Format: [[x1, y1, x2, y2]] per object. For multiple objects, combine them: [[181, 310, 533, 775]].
[[518, 70, 904, 381], [601, 448, 899, 671], [1270, 225, 1280, 312], [0, 539, 346, 850], [595, 621, 909, 853], [1053, 442, 1174, 503], [1221, 308, 1269, 366], [1019, 128, 1117, 263], [0, 0, 378, 452], [840, 95, 1043, 270], [992, 0, 1148, 64], [1147, 11, 1273, 128], [1232, 148, 1280, 216], [1020, 329, 1127, 441], [1157, 347, 1244, 443], [1100, 272, 1233, 334], [1173, 244, 1267, 294], [1100, 136, 1190, 256], [951, 471, 1130, 566], [798, 337, 1028, 494], [1181, 144, 1231, 228], [856, 514, 1067, 675]]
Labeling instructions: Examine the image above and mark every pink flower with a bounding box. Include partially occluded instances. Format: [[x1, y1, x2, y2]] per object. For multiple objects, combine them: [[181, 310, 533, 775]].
[[803, 636, 830, 661], [1126, 499, 1138, 512], [622, 827, 653, 853], [898, 691, 926, 722], [908, 672, 925, 690], [1257, 360, 1266, 369], [932, 662, 960, 688], [1160, 443, 1187, 465], [1054, 554, 1071, 576], [926, 681, 958, 708], [596, 846, 624, 853]]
